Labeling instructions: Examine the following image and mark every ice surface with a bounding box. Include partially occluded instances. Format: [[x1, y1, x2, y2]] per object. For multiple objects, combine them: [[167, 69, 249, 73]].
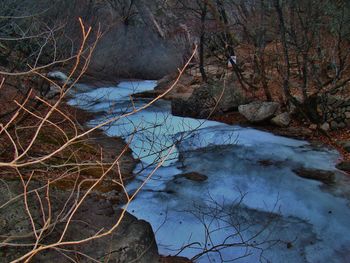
[[70, 80, 219, 165], [71, 80, 350, 263], [127, 143, 350, 262]]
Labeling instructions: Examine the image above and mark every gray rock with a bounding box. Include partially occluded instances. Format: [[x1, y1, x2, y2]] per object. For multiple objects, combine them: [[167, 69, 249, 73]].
[[45, 85, 61, 98], [320, 122, 330, 131], [271, 112, 291, 127], [338, 122, 346, 128], [214, 83, 249, 112], [238, 101, 280, 123], [345, 112, 350, 119], [47, 71, 68, 81]]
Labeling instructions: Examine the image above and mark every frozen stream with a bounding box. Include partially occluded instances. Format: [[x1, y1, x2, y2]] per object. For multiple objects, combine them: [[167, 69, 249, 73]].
[[70, 80, 350, 262]]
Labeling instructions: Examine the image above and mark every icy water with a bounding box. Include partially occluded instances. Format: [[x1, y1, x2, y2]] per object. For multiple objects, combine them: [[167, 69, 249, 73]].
[[70, 81, 350, 263]]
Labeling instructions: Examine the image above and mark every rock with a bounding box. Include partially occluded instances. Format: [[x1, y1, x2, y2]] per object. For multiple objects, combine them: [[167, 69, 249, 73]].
[[132, 90, 159, 99], [155, 73, 177, 91], [259, 160, 274, 166], [171, 84, 216, 118], [288, 96, 305, 115], [318, 95, 350, 129], [346, 119, 350, 127], [271, 112, 291, 127], [171, 98, 198, 118], [320, 122, 330, 132], [336, 161, 350, 172], [338, 122, 346, 128], [327, 96, 337, 105], [309, 124, 317, 130], [45, 85, 61, 98], [176, 172, 208, 182], [238, 101, 280, 123], [47, 71, 68, 81], [330, 121, 338, 129], [293, 168, 335, 185], [339, 141, 350, 153], [172, 83, 249, 118], [213, 83, 249, 112], [0, 180, 160, 262], [45, 71, 72, 98], [288, 102, 297, 115]]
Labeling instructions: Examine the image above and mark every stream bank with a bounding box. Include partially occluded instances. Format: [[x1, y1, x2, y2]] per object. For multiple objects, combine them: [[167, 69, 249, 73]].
[[133, 71, 350, 174], [0, 82, 169, 262]]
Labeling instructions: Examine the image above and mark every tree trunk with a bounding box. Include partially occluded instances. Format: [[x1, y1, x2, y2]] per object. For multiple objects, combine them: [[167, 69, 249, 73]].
[[274, 0, 293, 103], [199, 3, 208, 82], [205, 0, 237, 58]]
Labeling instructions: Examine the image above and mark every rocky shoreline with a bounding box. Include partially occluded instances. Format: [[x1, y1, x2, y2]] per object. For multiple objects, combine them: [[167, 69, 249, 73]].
[[133, 72, 350, 175]]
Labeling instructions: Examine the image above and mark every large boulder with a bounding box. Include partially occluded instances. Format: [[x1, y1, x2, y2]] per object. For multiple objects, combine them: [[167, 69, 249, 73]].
[[238, 101, 280, 123], [26, 1, 186, 80], [89, 25, 185, 79], [0, 180, 160, 262], [172, 83, 248, 118]]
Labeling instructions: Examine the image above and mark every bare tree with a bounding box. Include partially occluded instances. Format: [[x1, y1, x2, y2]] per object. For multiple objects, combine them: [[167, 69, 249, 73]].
[[0, 10, 199, 260]]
